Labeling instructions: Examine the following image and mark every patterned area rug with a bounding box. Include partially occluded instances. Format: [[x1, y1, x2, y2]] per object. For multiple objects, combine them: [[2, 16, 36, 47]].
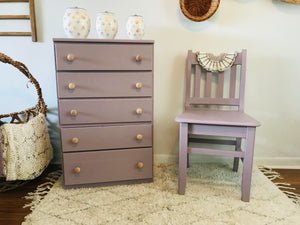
[[22, 163, 300, 225]]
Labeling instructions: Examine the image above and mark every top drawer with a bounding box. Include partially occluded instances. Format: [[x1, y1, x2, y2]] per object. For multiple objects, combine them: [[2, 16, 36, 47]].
[[54, 42, 153, 71]]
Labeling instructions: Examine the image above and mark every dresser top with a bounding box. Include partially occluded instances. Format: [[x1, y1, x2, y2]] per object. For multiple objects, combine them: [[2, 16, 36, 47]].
[[53, 38, 154, 44]]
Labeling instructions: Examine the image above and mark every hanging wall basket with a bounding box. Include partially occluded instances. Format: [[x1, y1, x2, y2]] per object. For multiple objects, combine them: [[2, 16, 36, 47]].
[[279, 0, 300, 3], [179, 0, 220, 22]]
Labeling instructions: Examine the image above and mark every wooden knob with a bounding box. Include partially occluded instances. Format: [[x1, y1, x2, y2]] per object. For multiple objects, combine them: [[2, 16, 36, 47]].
[[136, 134, 143, 140], [136, 108, 143, 115], [70, 109, 78, 116], [67, 54, 75, 61], [72, 137, 79, 144], [136, 82, 142, 89], [68, 83, 76, 90], [136, 55, 142, 62], [74, 167, 80, 173], [137, 162, 144, 168]]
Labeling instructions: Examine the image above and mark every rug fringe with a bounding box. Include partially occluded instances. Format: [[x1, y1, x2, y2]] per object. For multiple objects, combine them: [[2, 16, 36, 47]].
[[0, 179, 30, 192], [259, 166, 300, 206], [258, 166, 283, 181], [281, 190, 300, 205], [23, 170, 62, 211]]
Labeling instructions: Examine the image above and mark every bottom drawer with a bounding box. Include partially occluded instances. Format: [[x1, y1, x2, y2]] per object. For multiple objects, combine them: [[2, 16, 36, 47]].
[[63, 148, 152, 186]]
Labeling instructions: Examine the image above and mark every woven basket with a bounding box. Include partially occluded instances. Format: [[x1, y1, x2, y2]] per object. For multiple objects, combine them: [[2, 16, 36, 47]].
[[279, 0, 300, 3], [180, 0, 220, 22], [0, 52, 47, 123], [0, 52, 48, 191]]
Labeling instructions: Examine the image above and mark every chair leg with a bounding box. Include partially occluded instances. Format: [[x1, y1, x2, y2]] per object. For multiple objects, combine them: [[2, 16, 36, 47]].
[[178, 123, 188, 195], [187, 153, 190, 168], [233, 138, 242, 172], [241, 127, 256, 202]]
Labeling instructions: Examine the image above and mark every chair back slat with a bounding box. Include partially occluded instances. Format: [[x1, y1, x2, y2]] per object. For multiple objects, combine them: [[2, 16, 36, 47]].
[[204, 72, 212, 97], [185, 49, 246, 112], [189, 97, 240, 105], [229, 65, 237, 99], [194, 64, 201, 97], [217, 72, 224, 98]]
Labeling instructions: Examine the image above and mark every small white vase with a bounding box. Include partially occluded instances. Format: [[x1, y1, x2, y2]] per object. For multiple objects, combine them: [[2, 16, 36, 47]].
[[126, 15, 145, 40], [63, 7, 91, 38], [96, 12, 118, 39]]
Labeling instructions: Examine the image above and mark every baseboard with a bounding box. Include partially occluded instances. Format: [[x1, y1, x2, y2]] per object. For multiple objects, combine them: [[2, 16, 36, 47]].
[[154, 154, 300, 169], [254, 157, 300, 169], [154, 154, 240, 164], [154, 154, 177, 163]]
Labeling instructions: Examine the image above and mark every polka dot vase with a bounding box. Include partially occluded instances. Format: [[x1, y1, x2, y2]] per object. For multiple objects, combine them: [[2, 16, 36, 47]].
[[126, 15, 145, 40], [96, 12, 118, 39], [63, 7, 90, 38]]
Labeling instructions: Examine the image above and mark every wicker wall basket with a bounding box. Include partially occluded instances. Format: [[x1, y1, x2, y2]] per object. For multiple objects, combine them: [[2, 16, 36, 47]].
[[279, 0, 300, 3], [180, 0, 221, 22], [280, 0, 300, 3]]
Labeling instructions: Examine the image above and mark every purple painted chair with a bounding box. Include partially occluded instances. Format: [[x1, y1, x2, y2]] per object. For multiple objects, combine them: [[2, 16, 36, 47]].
[[175, 50, 260, 202]]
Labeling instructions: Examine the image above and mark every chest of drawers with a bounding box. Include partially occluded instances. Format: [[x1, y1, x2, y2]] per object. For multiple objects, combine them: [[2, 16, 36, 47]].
[[53, 39, 154, 188]]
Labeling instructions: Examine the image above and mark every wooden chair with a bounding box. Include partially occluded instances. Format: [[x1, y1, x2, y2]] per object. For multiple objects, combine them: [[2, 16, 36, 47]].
[[175, 49, 260, 202]]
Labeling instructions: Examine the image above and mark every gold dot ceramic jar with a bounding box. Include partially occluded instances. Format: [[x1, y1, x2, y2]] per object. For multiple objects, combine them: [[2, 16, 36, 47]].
[[63, 7, 91, 38], [126, 15, 145, 40], [96, 11, 118, 39]]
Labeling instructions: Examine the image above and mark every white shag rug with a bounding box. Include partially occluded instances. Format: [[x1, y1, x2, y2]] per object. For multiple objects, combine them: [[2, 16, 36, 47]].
[[22, 163, 300, 225]]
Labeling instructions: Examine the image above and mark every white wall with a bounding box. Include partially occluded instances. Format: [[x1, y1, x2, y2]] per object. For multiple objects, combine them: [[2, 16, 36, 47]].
[[0, 0, 299, 167]]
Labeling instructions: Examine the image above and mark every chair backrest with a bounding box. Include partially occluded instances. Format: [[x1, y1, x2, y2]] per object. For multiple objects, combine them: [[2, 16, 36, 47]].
[[184, 49, 247, 112]]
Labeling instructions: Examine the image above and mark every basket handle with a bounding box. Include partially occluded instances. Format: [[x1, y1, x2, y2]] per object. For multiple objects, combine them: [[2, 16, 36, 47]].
[[0, 52, 47, 121]]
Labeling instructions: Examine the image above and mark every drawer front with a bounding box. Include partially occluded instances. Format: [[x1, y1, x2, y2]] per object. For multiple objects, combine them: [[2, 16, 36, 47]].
[[61, 124, 152, 152], [55, 42, 153, 71], [58, 98, 152, 125], [56, 72, 152, 98], [63, 148, 153, 186]]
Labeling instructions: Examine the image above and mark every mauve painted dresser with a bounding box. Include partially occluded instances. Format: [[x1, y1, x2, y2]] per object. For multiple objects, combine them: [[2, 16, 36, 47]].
[[53, 38, 154, 188]]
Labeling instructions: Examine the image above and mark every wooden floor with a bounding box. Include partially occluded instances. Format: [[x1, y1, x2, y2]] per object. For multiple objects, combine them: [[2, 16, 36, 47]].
[[272, 168, 300, 194], [0, 167, 299, 225], [0, 165, 60, 225]]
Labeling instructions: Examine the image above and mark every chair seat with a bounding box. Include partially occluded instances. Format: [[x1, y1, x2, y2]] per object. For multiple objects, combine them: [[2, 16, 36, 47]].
[[175, 110, 260, 127]]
